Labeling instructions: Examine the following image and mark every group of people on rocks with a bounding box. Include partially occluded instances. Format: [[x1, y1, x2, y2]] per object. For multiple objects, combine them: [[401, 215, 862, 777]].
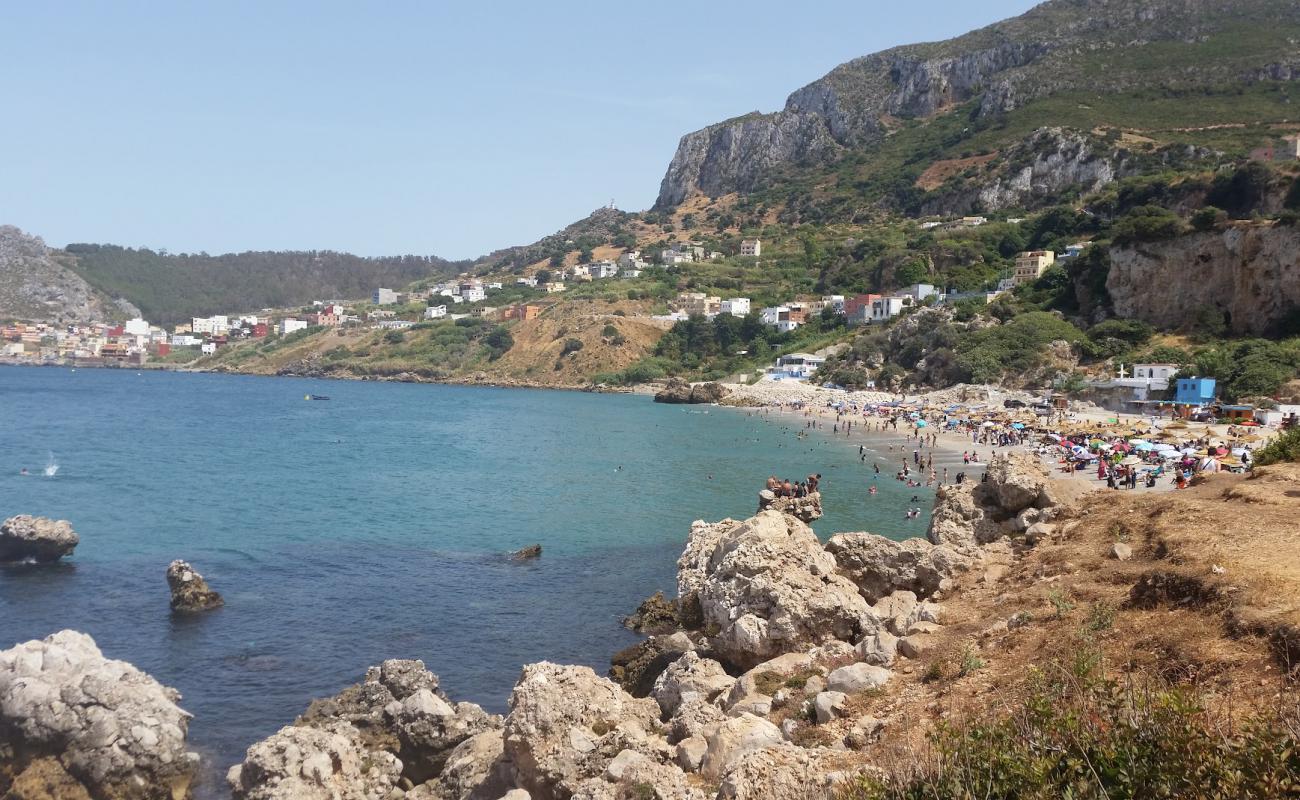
[[765, 473, 820, 499]]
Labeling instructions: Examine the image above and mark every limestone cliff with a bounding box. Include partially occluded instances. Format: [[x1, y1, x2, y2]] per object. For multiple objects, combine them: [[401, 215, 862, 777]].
[[655, 0, 1300, 207], [0, 226, 123, 323], [1107, 223, 1300, 336]]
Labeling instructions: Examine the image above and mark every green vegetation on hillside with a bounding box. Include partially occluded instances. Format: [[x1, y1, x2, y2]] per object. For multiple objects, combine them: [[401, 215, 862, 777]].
[[64, 244, 460, 325]]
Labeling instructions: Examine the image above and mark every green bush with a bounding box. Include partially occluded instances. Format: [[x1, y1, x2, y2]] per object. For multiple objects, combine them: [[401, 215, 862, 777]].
[[1253, 427, 1300, 466], [840, 668, 1300, 800], [1110, 205, 1184, 245]]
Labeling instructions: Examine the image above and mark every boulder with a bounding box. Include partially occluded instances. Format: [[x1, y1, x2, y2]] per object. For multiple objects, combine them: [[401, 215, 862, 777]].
[[757, 491, 823, 523], [825, 664, 890, 694], [228, 720, 402, 799], [813, 691, 847, 724], [165, 560, 224, 612], [854, 630, 898, 667], [0, 630, 198, 800], [392, 696, 501, 785], [651, 652, 735, 716], [1109, 542, 1133, 561], [503, 663, 662, 800], [688, 382, 728, 404], [700, 714, 783, 780], [682, 512, 877, 670], [825, 533, 966, 602], [666, 697, 727, 744], [675, 735, 707, 772], [653, 379, 729, 405], [429, 729, 513, 800], [0, 515, 78, 563]]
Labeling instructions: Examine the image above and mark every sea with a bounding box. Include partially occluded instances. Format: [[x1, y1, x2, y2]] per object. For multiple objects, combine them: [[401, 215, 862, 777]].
[[0, 365, 931, 795]]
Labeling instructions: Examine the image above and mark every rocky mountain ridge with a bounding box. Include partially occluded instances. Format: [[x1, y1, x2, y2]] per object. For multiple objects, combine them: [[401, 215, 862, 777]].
[[656, 0, 1300, 207], [0, 225, 129, 324]]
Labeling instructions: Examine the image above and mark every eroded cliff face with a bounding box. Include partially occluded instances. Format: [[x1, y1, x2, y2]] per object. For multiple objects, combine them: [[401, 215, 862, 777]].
[[654, 0, 1300, 208], [1107, 224, 1300, 336], [0, 226, 119, 324]]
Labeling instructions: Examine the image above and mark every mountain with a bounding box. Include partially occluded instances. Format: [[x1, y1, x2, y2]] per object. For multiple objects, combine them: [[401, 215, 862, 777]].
[[0, 226, 133, 324], [656, 0, 1300, 211], [61, 244, 464, 325]]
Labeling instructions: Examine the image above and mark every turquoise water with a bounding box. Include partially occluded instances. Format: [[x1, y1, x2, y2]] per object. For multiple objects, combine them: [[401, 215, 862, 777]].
[[0, 366, 929, 793]]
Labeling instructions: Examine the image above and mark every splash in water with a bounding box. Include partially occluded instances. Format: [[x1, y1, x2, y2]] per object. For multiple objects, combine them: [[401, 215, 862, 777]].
[[43, 452, 58, 477]]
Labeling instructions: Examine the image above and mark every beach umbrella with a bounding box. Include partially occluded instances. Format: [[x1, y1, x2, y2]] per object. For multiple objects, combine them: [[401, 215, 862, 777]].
[[981, 421, 995, 427], [1158, 450, 1180, 460], [1131, 441, 1155, 451], [915, 419, 928, 427], [1011, 422, 1025, 429], [1153, 443, 1177, 452]]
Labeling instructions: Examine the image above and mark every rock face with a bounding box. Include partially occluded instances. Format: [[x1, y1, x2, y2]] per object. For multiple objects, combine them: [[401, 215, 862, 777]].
[[654, 378, 729, 404], [677, 511, 876, 670], [1109, 224, 1300, 336], [825, 532, 964, 602], [654, 0, 1296, 209], [0, 630, 198, 800], [927, 452, 1067, 552], [0, 515, 79, 563], [0, 226, 117, 323], [228, 721, 402, 800], [757, 490, 823, 523], [165, 560, 223, 612]]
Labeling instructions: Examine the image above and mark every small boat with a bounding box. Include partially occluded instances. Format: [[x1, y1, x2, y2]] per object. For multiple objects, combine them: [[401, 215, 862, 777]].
[[304, 394, 331, 401]]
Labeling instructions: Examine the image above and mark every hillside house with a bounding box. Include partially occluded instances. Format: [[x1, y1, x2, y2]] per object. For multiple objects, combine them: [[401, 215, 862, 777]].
[[278, 319, 309, 335], [373, 288, 400, 305], [740, 239, 762, 257], [1013, 251, 1055, 286], [720, 297, 751, 317], [424, 305, 447, 319]]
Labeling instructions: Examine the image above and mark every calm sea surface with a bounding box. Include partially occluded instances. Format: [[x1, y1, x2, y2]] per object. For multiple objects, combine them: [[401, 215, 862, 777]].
[[0, 365, 928, 794]]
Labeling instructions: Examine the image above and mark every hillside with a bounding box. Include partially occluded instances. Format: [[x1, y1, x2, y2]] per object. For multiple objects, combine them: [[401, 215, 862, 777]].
[[658, 0, 1300, 219], [0, 226, 131, 324], [62, 244, 464, 325]]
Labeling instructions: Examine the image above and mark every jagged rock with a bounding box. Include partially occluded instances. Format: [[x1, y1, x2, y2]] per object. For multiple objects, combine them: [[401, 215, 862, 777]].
[[228, 720, 402, 799], [503, 663, 663, 800], [511, 545, 542, 561], [609, 634, 693, 697], [716, 744, 869, 800], [165, 560, 223, 612], [929, 453, 1071, 552], [757, 490, 823, 522], [678, 512, 877, 670], [622, 591, 680, 635], [843, 717, 885, 749], [666, 697, 727, 744], [393, 697, 501, 785], [0, 516, 79, 563], [825, 533, 965, 602], [897, 636, 930, 660], [700, 714, 783, 780], [826, 664, 890, 694], [0, 630, 198, 800], [976, 453, 1054, 514], [0, 226, 116, 324], [651, 652, 735, 716]]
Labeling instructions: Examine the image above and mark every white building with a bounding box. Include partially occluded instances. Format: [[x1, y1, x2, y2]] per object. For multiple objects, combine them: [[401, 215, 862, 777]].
[[462, 286, 486, 303], [821, 295, 846, 314], [373, 288, 400, 305], [764, 353, 825, 381], [424, 305, 448, 319], [123, 318, 150, 336], [871, 296, 909, 323], [589, 262, 619, 279], [170, 334, 201, 347], [760, 306, 788, 327], [740, 239, 762, 257], [487, 282, 503, 290], [899, 284, 937, 302], [278, 319, 309, 335], [545, 282, 566, 293], [517, 276, 538, 288], [200, 342, 217, 354], [1131, 363, 1179, 390], [720, 298, 751, 317], [191, 315, 229, 335]]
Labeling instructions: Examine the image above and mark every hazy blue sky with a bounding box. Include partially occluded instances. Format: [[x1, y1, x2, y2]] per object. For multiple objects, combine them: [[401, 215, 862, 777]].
[[2, 1, 1038, 259]]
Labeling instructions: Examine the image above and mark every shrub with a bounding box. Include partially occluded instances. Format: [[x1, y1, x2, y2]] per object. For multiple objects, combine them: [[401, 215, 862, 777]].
[[1253, 427, 1300, 466], [1111, 205, 1184, 245], [561, 338, 584, 355], [1191, 206, 1226, 232]]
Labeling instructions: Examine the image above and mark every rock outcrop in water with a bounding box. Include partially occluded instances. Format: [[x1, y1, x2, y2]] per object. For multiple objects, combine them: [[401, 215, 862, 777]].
[[654, 379, 729, 404], [757, 490, 823, 523], [166, 560, 224, 612], [510, 544, 542, 561], [0, 630, 199, 800], [0, 515, 79, 563]]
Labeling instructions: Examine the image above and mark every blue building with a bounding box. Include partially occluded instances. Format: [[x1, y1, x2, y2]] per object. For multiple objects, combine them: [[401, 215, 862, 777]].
[[1174, 377, 1216, 406]]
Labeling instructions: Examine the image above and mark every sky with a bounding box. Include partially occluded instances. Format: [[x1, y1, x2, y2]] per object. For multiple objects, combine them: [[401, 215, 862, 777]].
[[1, 1, 1039, 260]]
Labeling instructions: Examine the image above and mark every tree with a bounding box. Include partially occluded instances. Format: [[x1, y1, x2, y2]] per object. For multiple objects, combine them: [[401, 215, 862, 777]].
[[484, 326, 513, 360], [535, 269, 552, 285], [1111, 205, 1184, 245], [1190, 206, 1225, 232]]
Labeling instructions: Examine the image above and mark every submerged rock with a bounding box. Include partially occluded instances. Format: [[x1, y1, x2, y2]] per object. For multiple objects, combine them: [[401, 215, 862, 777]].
[[0, 630, 198, 800], [622, 590, 680, 634], [166, 560, 224, 612], [511, 544, 543, 561], [0, 515, 79, 563]]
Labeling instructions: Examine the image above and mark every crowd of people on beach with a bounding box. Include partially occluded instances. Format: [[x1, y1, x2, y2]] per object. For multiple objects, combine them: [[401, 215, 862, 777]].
[[764, 473, 820, 499]]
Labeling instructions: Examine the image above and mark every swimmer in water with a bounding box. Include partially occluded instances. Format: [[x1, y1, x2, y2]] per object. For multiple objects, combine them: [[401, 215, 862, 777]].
[[19, 468, 28, 476]]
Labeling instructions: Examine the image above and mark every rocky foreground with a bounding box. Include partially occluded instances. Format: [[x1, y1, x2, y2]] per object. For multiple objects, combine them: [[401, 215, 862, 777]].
[[7, 452, 1298, 799]]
